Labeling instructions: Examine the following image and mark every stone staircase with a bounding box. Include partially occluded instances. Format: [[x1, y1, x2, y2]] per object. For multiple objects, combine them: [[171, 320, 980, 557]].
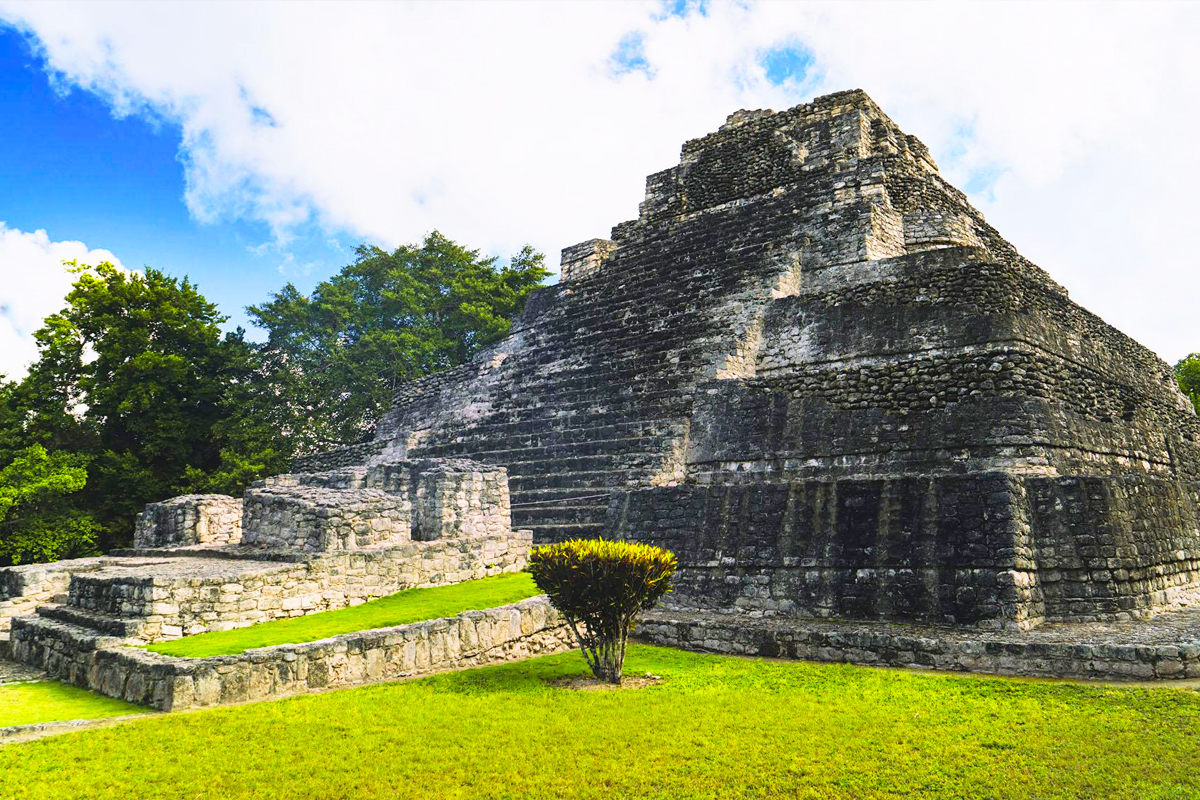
[[376, 202, 808, 541]]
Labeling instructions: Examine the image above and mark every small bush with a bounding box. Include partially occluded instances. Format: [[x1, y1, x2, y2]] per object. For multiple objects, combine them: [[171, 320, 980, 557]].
[[527, 539, 676, 684]]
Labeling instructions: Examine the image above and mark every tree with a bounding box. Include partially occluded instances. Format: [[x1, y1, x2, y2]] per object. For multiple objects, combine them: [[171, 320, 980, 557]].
[[14, 262, 279, 550], [1177, 354, 1200, 414], [0, 445, 99, 566], [527, 539, 677, 684], [3, 232, 546, 561], [247, 231, 548, 453]]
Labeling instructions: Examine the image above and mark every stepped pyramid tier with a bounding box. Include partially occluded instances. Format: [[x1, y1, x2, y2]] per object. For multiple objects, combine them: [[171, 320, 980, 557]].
[[0, 459, 571, 708], [296, 89, 1200, 639]]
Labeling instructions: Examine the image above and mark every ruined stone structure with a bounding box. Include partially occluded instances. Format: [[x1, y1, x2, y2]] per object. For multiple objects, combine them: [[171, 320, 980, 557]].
[[297, 90, 1200, 676], [1, 459, 568, 706], [134, 494, 243, 549], [4, 89, 1200, 686]]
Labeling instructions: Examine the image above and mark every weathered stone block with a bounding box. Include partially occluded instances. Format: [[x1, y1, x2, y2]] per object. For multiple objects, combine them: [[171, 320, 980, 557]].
[[134, 495, 243, 549]]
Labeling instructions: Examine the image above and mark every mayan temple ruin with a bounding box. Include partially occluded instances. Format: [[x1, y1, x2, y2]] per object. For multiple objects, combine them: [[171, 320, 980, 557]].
[[5, 89, 1200, 699]]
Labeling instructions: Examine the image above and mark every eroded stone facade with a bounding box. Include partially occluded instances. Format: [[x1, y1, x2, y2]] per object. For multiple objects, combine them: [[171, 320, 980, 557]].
[[339, 90, 1200, 667], [134, 495, 243, 549]]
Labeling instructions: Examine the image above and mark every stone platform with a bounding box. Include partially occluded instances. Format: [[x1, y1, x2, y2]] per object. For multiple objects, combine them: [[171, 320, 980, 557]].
[[2, 457, 567, 708], [16, 597, 569, 711], [639, 607, 1200, 681]]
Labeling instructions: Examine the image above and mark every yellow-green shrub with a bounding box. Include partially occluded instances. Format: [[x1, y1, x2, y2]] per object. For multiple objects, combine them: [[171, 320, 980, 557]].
[[527, 539, 676, 684]]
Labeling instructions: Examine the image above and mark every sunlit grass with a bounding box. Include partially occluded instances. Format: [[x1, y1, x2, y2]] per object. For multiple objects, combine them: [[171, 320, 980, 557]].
[[2, 644, 1198, 799], [144, 572, 541, 658], [0, 681, 149, 728]]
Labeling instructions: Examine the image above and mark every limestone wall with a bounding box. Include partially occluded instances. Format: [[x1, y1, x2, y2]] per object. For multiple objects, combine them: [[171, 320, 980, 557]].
[[699, 245, 1200, 484], [613, 474, 1200, 628], [11, 596, 571, 710], [610, 474, 1042, 630], [64, 532, 531, 642], [238, 459, 510, 552], [410, 463, 510, 541], [134, 495, 243, 549], [1028, 477, 1200, 621], [240, 485, 410, 551]]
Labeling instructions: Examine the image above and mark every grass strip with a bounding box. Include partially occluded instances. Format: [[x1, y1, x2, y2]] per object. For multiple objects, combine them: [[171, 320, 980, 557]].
[[144, 571, 541, 658], [0, 681, 149, 728], [2, 645, 1199, 798]]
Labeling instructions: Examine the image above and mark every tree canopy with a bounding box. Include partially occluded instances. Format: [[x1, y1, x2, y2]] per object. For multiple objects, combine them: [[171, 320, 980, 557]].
[[0, 233, 546, 562], [247, 231, 548, 452], [1, 261, 273, 554], [0, 445, 98, 565]]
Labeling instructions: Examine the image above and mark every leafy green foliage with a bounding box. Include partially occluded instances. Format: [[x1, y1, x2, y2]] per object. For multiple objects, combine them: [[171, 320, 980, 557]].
[[1177, 353, 1200, 414], [0, 445, 99, 565], [0, 232, 545, 561], [247, 231, 549, 453], [527, 539, 677, 683], [146, 572, 540, 658], [4, 262, 283, 552]]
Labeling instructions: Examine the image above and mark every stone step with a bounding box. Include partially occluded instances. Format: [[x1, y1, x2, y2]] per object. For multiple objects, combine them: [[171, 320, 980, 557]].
[[520, 521, 607, 543], [410, 423, 685, 454], [35, 604, 151, 640], [10, 613, 126, 658], [507, 469, 653, 490], [514, 504, 612, 525], [507, 486, 622, 503]]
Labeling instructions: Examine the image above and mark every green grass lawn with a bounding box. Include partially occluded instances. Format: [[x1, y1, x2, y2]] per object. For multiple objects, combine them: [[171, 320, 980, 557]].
[[2, 644, 1199, 799], [0, 682, 149, 728], [144, 571, 542, 658]]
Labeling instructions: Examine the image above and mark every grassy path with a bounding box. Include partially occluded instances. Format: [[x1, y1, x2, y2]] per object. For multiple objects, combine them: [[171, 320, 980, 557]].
[[2, 644, 1198, 798], [145, 571, 541, 658], [0, 682, 148, 729]]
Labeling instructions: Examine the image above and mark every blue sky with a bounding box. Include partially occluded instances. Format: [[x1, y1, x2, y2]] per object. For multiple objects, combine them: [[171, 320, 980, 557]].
[[0, 1, 1196, 379], [0, 7, 816, 346], [0, 26, 351, 336]]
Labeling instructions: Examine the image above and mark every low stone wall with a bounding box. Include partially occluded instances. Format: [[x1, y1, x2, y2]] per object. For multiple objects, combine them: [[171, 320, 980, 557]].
[[12, 597, 571, 710], [639, 609, 1200, 681], [410, 462, 511, 541], [134, 495, 244, 549], [241, 485, 410, 551], [65, 532, 532, 642]]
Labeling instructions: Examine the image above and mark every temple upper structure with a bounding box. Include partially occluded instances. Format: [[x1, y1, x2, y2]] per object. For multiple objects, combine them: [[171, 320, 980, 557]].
[[291, 89, 1200, 632]]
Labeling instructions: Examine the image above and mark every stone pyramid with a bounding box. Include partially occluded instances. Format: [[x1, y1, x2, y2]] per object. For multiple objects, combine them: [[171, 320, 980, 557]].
[[301, 89, 1200, 639]]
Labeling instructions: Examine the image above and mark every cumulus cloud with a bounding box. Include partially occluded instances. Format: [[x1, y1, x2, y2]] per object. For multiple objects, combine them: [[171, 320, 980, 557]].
[[0, 223, 125, 379], [1, 0, 1197, 361]]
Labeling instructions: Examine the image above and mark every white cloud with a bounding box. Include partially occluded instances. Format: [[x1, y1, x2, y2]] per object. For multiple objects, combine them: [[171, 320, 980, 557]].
[[0, 223, 125, 379], [1, 0, 1198, 362]]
